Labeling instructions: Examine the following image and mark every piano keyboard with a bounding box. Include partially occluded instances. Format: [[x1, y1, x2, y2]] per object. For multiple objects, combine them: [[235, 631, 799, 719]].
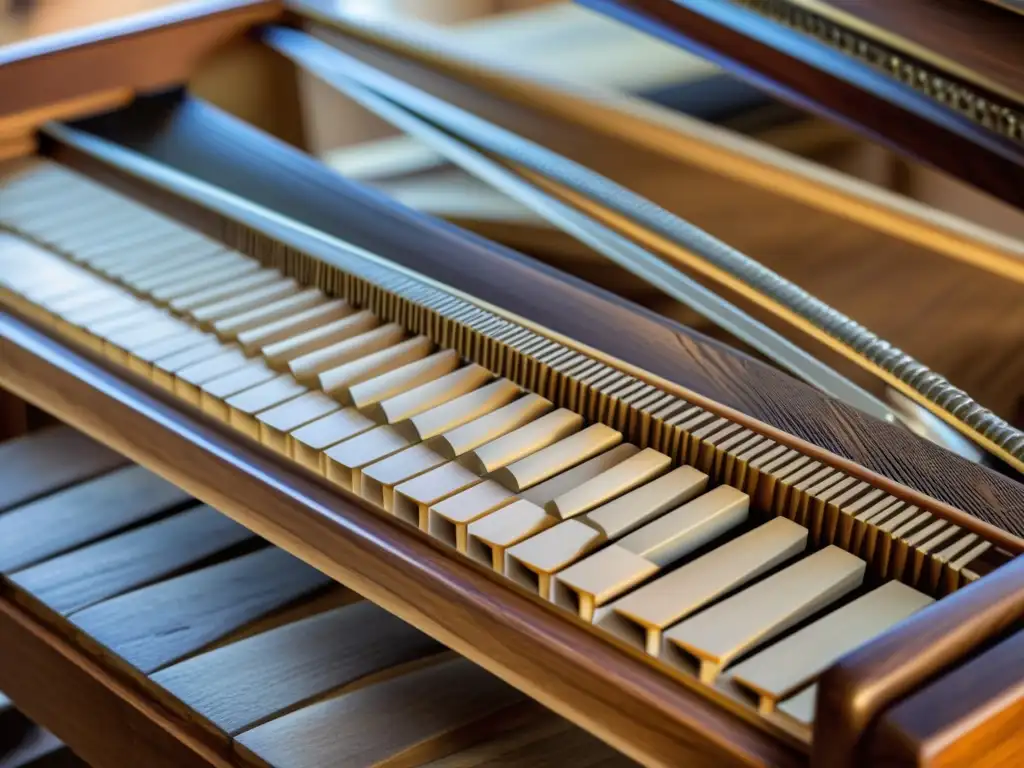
[[0, 161, 998, 741], [0, 426, 633, 768]]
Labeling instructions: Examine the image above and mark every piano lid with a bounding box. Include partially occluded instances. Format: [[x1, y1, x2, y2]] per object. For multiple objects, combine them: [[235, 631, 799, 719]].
[[580, 0, 1024, 210]]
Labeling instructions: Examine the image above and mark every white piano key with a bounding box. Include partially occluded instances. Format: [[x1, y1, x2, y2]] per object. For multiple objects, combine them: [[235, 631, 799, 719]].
[[777, 685, 817, 728], [366, 364, 491, 424], [425, 478, 514, 547], [261, 310, 378, 369], [359, 445, 448, 511], [173, 348, 250, 405], [429, 393, 552, 459], [395, 378, 522, 443], [466, 500, 558, 573], [199, 362, 279, 420], [236, 300, 353, 355], [544, 447, 671, 519], [459, 408, 582, 475], [347, 349, 460, 410], [662, 546, 866, 683], [289, 323, 404, 384], [323, 426, 412, 491], [289, 408, 377, 473], [729, 581, 933, 712], [213, 288, 326, 340], [168, 269, 283, 311], [226, 375, 308, 440], [148, 258, 263, 303], [597, 518, 807, 655], [128, 329, 212, 376], [151, 339, 231, 390], [257, 392, 341, 453], [190, 279, 301, 326], [318, 336, 434, 394], [552, 485, 750, 622], [489, 424, 623, 493]]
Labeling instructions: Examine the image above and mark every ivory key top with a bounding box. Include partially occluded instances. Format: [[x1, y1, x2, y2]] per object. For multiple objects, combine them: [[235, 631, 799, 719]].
[[429, 393, 552, 459], [236, 299, 352, 354], [543, 447, 671, 519], [597, 517, 807, 655], [199, 361, 279, 420], [261, 310, 378, 369], [466, 499, 558, 573], [190, 278, 300, 326], [289, 408, 377, 473], [359, 444, 448, 511], [552, 485, 750, 622], [318, 336, 434, 394], [520, 444, 639, 510], [459, 408, 583, 475], [506, 459, 702, 601], [151, 339, 231, 390], [226, 375, 309, 440], [173, 347, 250, 405], [289, 324, 405, 384], [347, 349, 460, 409], [489, 423, 623, 492], [395, 378, 522, 443], [365, 364, 491, 424], [127, 329, 211, 377], [777, 685, 817, 728], [662, 545, 866, 683], [729, 581, 933, 713], [257, 392, 342, 453], [120, 247, 243, 290], [106, 242, 226, 282], [401, 466, 497, 534], [104, 318, 194, 366], [323, 426, 413, 491], [212, 288, 326, 340], [149, 258, 264, 303], [168, 269, 283, 312]]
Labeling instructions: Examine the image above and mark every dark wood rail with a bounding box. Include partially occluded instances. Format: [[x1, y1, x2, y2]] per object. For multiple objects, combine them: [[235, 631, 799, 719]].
[[813, 554, 1024, 768], [0, 310, 804, 768], [580, 0, 1024, 210]]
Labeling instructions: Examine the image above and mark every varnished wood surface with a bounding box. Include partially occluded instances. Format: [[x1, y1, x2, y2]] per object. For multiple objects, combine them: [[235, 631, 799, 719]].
[[866, 630, 1024, 768], [0, 596, 230, 768], [580, 0, 1024, 209], [0, 0, 282, 124], [0, 312, 804, 768], [51, 94, 1024, 536], [812, 554, 1024, 768], [0, 424, 125, 512]]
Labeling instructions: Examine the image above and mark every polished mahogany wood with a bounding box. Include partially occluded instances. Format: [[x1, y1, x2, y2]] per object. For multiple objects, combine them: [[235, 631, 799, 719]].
[[579, 0, 1024, 209], [0, 0, 281, 126], [48, 94, 1024, 539], [865, 630, 1024, 768], [0, 309, 803, 768], [812, 554, 1024, 768]]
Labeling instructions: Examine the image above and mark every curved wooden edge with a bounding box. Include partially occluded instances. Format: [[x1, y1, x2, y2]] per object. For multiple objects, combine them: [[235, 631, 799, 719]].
[[865, 631, 1024, 768], [49, 93, 1024, 543], [578, 0, 1024, 210], [812, 554, 1024, 768], [0, 0, 282, 122], [0, 311, 804, 768], [0, 595, 230, 768]]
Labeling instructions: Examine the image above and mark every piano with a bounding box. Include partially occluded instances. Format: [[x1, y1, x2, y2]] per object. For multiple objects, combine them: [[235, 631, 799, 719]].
[[0, 2, 1021, 767]]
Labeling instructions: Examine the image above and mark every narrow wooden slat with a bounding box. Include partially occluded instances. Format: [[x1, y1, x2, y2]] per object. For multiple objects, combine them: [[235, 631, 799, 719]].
[[0, 425, 125, 512], [154, 601, 446, 736], [0, 465, 190, 572], [235, 658, 528, 768], [68, 547, 332, 673], [10, 505, 255, 615]]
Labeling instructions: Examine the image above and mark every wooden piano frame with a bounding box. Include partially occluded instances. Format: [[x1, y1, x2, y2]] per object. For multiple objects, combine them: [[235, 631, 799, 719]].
[[1, 4, 1022, 767]]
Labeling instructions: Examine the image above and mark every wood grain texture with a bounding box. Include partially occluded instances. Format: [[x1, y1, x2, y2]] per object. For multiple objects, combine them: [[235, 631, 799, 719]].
[[235, 657, 528, 768], [865, 630, 1024, 768], [0, 464, 193, 573], [52, 94, 1024, 537], [0, 0, 282, 123], [0, 597, 230, 768], [0, 425, 125, 513], [69, 546, 332, 673], [153, 601, 445, 735], [10, 504, 255, 614], [580, 0, 1024, 209], [0, 311, 803, 768], [812, 554, 1024, 768]]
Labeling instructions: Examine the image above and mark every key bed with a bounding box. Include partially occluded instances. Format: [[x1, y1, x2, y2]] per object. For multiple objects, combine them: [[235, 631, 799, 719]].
[[0, 160, 1011, 747]]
